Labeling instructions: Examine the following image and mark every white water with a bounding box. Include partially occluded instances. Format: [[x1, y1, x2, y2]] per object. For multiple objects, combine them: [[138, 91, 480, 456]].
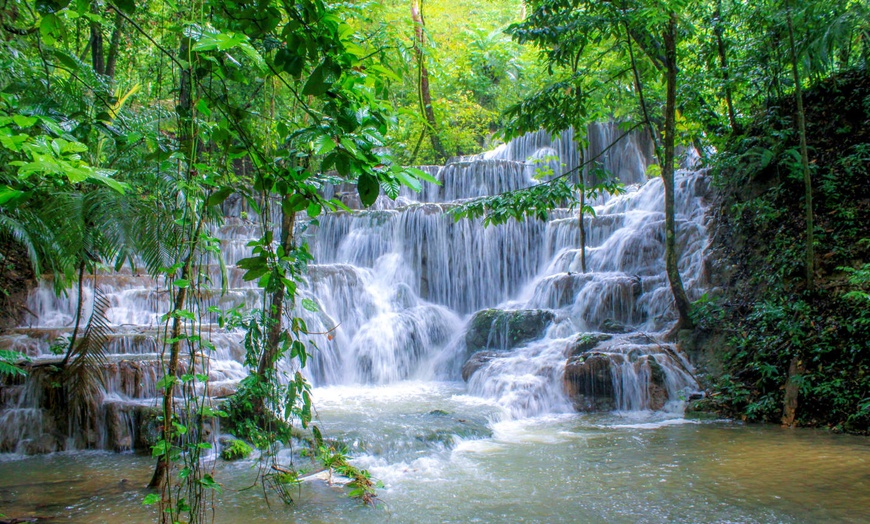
[[0, 124, 709, 455]]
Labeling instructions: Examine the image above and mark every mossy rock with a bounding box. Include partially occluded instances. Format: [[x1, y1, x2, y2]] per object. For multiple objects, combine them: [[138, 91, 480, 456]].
[[465, 309, 555, 353], [564, 333, 613, 358]]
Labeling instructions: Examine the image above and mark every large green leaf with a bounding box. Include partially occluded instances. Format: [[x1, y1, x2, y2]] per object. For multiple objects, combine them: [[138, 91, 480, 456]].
[[302, 60, 341, 96], [357, 173, 379, 207]]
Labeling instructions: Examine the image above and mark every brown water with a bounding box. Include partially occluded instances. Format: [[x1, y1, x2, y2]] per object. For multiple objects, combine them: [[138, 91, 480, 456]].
[[1, 382, 868, 523]]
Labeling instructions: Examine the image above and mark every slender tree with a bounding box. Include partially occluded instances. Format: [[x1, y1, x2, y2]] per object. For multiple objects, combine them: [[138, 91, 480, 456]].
[[785, 0, 814, 290], [661, 10, 693, 332], [410, 0, 447, 160]]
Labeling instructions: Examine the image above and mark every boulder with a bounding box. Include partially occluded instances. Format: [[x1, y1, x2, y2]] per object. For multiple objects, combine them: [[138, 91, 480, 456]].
[[645, 355, 669, 410], [461, 351, 500, 381], [465, 309, 555, 353], [564, 353, 616, 411]]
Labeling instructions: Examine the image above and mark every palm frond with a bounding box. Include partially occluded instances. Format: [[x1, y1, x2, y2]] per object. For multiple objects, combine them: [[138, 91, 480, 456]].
[[64, 286, 112, 419]]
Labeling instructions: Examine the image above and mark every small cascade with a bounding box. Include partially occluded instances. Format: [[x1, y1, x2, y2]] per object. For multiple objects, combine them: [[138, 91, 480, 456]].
[[0, 123, 710, 454]]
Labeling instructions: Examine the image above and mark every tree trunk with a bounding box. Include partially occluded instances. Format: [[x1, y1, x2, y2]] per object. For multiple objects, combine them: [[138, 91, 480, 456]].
[[147, 218, 202, 491], [781, 356, 804, 427], [256, 200, 296, 378], [577, 148, 586, 274], [714, 0, 739, 134], [148, 35, 197, 494], [785, 1, 814, 291], [410, 0, 447, 160], [662, 13, 693, 333], [89, 2, 104, 75], [105, 12, 124, 80]]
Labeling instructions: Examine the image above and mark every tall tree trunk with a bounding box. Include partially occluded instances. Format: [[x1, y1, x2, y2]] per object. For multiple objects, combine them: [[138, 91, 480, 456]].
[[577, 148, 586, 274], [105, 12, 124, 80], [662, 13, 693, 333], [89, 2, 104, 75], [410, 0, 447, 160], [785, 1, 814, 291], [149, 35, 197, 493], [714, 0, 739, 134]]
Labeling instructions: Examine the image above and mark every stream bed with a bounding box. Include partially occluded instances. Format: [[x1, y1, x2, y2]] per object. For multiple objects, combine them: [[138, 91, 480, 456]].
[[2, 381, 868, 523]]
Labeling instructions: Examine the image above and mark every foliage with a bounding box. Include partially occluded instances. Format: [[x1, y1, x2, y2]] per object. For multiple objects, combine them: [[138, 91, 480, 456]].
[[0, 350, 28, 377], [220, 439, 253, 461], [704, 71, 870, 433], [450, 171, 622, 226]]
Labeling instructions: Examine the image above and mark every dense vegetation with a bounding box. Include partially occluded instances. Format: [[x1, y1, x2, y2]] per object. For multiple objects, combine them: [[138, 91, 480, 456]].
[[0, 0, 869, 520], [695, 71, 870, 433]]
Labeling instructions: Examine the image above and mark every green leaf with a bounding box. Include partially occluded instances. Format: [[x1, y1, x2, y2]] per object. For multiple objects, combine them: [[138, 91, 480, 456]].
[[12, 115, 38, 128], [113, 0, 135, 14], [199, 474, 222, 493], [193, 31, 246, 52], [88, 171, 128, 194], [156, 375, 177, 389], [142, 493, 160, 506], [302, 60, 340, 96], [39, 13, 63, 43], [406, 167, 440, 185], [357, 173, 379, 207], [206, 186, 233, 207], [173, 278, 190, 288], [313, 134, 336, 155], [393, 169, 421, 192], [195, 98, 211, 118], [0, 187, 25, 206], [301, 298, 319, 312]]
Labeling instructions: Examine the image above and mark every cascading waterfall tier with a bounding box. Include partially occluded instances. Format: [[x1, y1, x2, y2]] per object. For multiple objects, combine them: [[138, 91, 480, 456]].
[[0, 123, 708, 454]]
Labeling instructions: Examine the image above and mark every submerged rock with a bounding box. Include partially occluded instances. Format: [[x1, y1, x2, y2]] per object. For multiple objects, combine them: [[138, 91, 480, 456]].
[[465, 309, 555, 353]]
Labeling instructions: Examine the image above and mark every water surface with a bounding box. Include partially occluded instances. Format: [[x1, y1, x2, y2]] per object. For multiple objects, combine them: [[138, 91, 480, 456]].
[[2, 381, 867, 523]]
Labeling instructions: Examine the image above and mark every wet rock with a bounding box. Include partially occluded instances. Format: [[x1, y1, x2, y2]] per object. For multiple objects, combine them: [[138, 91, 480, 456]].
[[564, 333, 612, 358], [465, 309, 555, 353], [21, 434, 60, 455], [461, 351, 501, 381], [104, 402, 133, 452], [599, 319, 628, 333], [563, 353, 616, 411], [133, 406, 162, 452], [646, 356, 668, 410]]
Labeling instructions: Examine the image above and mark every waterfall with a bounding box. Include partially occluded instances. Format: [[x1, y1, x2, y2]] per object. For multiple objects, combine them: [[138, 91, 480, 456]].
[[0, 123, 709, 454]]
